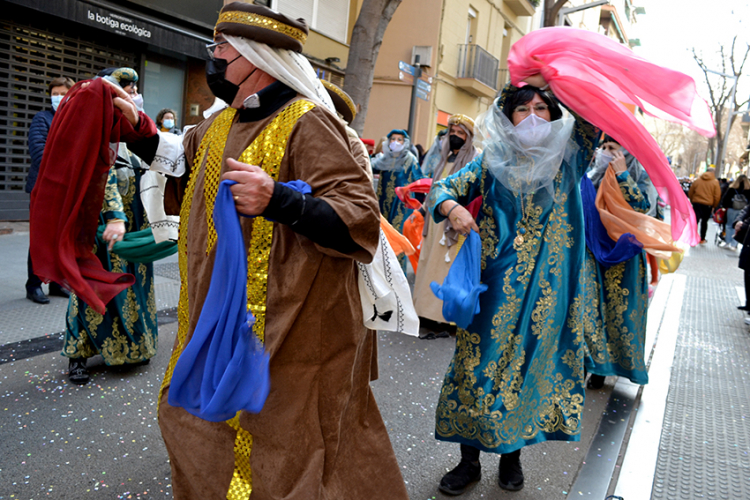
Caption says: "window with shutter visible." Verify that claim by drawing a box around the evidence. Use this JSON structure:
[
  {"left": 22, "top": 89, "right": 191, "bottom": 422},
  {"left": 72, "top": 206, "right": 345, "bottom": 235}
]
[{"left": 275, "top": 0, "right": 350, "bottom": 44}]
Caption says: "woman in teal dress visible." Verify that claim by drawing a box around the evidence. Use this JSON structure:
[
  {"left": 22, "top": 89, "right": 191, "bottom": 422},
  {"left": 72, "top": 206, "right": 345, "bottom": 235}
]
[
  {"left": 371, "top": 129, "right": 423, "bottom": 232},
  {"left": 428, "top": 81, "right": 599, "bottom": 494},
  {"left": 64, "top": 146, "right": 159, "bottom": 385},
  {"left": 583, "top": 135, "right": 657, "bottom": 389}
]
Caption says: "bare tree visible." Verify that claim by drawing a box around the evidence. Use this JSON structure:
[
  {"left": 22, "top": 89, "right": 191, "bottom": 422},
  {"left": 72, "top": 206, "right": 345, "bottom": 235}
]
[
  {"left": 343, "top": 0, "right": 403, "bottom": 135},
  {"left": 693, "top": 36, "right": 750, "bottom": 176}
]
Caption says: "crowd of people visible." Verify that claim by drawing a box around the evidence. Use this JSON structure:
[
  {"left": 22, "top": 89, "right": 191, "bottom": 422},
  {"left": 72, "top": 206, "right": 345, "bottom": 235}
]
[{"left": 23, "top": 3, "right": 715, "bottom": 498}]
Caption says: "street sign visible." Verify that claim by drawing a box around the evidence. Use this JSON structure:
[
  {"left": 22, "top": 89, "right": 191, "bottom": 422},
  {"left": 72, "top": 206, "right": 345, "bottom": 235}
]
[
  {"left": 417, "top": 79, "right": 431, "bottom": 93},
  {"left": 399, "top": 60, "right": 417, "bottom": 76},
  {"left": 416, "top": 88, "right": 430, "bottom": 101},
  {"left": 399, "top": 71, "right": 414, "bottom": 84}
]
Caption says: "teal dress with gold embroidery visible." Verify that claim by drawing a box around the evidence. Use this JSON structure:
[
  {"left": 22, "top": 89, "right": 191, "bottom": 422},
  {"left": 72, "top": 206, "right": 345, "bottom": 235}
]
[
  {"left": 582, "top": 170, "right": 651, "bottom": 385},
  {"left": 373, "top": 152, "right": 422, "bottom": 232},
  {"left": 428, "top": 116, "right": 599, "bottom": 454},
  {"left": 63, "top": 153, "right": 158, "bottom": 366}
]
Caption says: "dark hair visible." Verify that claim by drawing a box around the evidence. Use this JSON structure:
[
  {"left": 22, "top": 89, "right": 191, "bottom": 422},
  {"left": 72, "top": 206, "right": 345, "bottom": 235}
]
[
  {"left": 601, "top": 134, "right": 620, "bottom": 145},
  {"left": 156, "top": 108, "right": 178, "bottom": 127},
  {"left": 48, "top": 76, "right": 74, "bottom": 94},
  {"left": 415, "top": 144, "right": 425, "bottom": 156},
  {"left": 502, "top": 86, "right": 562, "bottom": 122}
]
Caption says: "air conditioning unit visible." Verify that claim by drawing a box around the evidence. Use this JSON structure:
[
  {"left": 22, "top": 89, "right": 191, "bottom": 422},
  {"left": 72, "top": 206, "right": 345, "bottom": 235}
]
[{"left": 412, "top": 46, "right": 433, "bottom": 68}]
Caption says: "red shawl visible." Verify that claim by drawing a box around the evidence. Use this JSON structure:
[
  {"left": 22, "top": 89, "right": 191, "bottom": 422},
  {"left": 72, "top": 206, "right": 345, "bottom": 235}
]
[{"left": 30, "top": 78, "right": 157, "bottom": 314}]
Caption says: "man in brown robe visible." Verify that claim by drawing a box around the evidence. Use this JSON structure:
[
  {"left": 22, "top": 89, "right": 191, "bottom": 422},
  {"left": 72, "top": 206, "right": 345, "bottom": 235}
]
[{"left": 126, "top": 3, "right": 408, "bottom": 499}]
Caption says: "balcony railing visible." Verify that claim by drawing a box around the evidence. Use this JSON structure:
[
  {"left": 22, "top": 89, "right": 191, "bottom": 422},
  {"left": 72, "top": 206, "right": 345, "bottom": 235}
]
[{"left": 457, "top": 44, "right": 499, "bottom": 91}]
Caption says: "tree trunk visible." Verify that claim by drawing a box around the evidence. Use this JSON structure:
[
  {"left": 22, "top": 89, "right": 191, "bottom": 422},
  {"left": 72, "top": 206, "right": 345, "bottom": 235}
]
[
  {"left": 343, "top": 0, "right": 403, "bottom": 135},
  {"left": 543, "top": 0, "right": 569, "bottom": 27}
]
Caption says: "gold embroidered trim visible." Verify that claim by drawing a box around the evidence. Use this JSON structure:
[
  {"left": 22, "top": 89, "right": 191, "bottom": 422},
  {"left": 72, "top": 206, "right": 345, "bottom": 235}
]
[
  {"left": 320, "top": 79, "right": 356, "bottom": 121},
  {"left": 216, "top": 11, "right": 307, "bottom": 45},
  {"left": 159, "top": 107, "right": 237, "bottom": 408},
  {"left": 157, "top": 101, "right": 315, "bottom": 499}
]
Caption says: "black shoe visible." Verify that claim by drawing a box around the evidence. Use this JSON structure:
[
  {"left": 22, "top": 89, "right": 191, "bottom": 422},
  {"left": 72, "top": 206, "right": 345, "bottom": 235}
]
[
  {"left": 438, "top": 459, "right": 481, "bottom": 495},
  {"left": 48, "top": 284, "right": 70, "bottom": 298},
  {"left": 738, "top": 305, "right": 750, "bottom": 311},
  {"left": 26, "top": 287, "right": 50, "bottom": 304},
  {"left": 68, "top": 359, "right": 90, "bottom": 385},
  {"left": 587, "top": 374, "right": 606, "bottom": 390},
  {"left": 498, "top": 449, "right": 524, "bottom": 491}
]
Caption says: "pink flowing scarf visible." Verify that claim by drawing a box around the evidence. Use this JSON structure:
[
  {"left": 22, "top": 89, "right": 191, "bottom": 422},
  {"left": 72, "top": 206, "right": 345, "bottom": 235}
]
[{"left": 508, "top": 27, "right": 716, "bottom": 245}]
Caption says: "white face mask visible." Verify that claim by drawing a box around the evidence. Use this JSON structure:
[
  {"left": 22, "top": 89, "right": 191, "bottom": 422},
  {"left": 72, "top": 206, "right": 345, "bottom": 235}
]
[
  {"left": 132, "top": 94, "right": 144, "bottom": 111},
  {"left": 389, "top": 141, "right": 404, "bottom": 153},
  {"left": 162, "top": 118, "right": 175, "bottom": 129},
  {"left": 514, "top": 113, "right": 552, "bottom": 148},
  {"left": 595, "top": 150, "right": 614, "bottom": 170},
  {"left": 51, "top": 95, "right": 64, "bottom": 111}
]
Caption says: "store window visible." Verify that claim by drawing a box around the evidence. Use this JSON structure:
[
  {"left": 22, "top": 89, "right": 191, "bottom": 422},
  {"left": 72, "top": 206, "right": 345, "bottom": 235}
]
[
  {"left": 275, "top": 0, "right": 350, "bottom": 43},
  {"left": 143, "top": 56, "right": 186, "bottom": 130}
]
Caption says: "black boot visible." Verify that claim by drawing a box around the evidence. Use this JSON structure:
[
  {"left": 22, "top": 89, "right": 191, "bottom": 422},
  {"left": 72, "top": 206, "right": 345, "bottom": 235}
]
[
  {"left": 498, "top": 449, "right": 524, "bottom": 491},
  {"left": 26, "top": 287, "right": 49, "bottom": 304},
  {"left": 438, "top": 445, "right": 482, "bottom": 495},
  {"left": 68, "top": 358, "right": 89, "bottom": 385},
  {"left": 48, "top": 283, "right": 70, "bottom": 298},
  {"left": 587, "top": 374, "right": 606, "bottom": 390}
]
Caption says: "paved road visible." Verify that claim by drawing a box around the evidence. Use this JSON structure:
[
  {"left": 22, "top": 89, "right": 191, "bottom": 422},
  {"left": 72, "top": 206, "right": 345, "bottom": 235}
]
[{"left": 0, "top": 320, "right": 611, "bottom": 499}]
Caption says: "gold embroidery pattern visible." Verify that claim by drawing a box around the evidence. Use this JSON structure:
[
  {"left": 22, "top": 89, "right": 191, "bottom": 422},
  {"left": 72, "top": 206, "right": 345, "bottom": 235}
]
[
  {"left": 237, "top": 100, "right": 316, "bottom": 342},
  {"left": 204, "top": 109, "right": 239, "bottom": 253},
  {"left": 159, "top": 108, "right": 236, "bottom": 407},
  {"left": 435, "top": 170, "right": 584, "bottom": 449},
  {"left": 216, "top": 11, "right": 307, "bottom": 45},
  {"left": 158, "top": 102, "right": 315, "bottom": 499}
]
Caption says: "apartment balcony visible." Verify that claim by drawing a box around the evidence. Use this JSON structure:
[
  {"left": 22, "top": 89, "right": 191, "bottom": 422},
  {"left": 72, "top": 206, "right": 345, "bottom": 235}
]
[
  {"left": 456, "top": 44, "right": 499, "bottom": 99},
  {"left": 505, "top": 0, "right": 537, "bottom": 17}
]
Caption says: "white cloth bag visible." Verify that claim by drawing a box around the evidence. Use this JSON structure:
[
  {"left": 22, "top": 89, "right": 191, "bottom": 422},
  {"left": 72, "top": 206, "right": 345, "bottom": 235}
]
[{"left": 357, "top": 230, "right": 419, "bottom": 336}]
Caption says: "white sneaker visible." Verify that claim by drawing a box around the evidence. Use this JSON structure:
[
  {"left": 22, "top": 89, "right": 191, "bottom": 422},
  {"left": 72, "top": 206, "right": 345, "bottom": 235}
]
[{"left": 744, "top": 317, "right": 750, "bottom": 326}]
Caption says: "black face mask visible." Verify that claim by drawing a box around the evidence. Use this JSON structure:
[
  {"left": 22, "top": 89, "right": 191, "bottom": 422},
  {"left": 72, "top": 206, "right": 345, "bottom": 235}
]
[
  {"left": 206, "top": 55, "right": 256, "bottom": 104},
  {"left": 449, "top": 134, "right": 465, "bottom": 151}
]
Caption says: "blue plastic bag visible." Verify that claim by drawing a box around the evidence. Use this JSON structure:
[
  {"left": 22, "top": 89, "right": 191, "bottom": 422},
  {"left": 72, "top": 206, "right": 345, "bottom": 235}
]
[{"left": 430, "top": 230, "right": 488, "bottom": 329}]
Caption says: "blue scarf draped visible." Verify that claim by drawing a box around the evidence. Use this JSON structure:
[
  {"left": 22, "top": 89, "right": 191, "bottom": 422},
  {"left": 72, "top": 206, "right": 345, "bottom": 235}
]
[
  {"left": 430, "top": 229, "right": 488, "bottom": 328},
  {"left": 168, "top": 180, "right": 270, "bottom": 422},
  {"left": 581, "top": 176, "right": 643, "bottom": 267}
]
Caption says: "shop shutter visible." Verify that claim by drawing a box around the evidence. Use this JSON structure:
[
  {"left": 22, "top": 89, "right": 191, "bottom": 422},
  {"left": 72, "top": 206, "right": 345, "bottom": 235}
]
[{"left": 0, "top": 18, "right": 138, "bottom": 220}]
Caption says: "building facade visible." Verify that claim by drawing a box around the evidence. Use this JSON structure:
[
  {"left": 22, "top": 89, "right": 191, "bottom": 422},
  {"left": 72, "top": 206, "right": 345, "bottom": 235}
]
[{"left": 1, "top": 0, "right": 221, "bottom": 220}]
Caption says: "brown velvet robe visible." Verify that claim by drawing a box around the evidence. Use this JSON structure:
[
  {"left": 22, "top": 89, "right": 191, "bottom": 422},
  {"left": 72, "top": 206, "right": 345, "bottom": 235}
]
[{"left": 158, "top": 97, "right": 408, "bottom": 500}]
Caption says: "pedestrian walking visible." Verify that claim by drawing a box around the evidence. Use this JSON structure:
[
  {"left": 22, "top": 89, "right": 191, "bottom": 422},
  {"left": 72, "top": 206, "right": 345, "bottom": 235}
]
[
  {"left": 412, "top": 114, "right": 477, "bottom": 339},
  {"left": 688, "top": 168, "right": 721, "bottom": 244},
  {"left": 583, "top": 135, "right": 660, "bottom": 389},
  {"left": 733, "top": 205, "right": 750, "bottom": 321},
  {"left": 371, "top": 129, "right": 424, "bottom": 233},
  {"left": 125, "top": 3, "right": 409, "bottom": 498},
  {"left": 25, "top": 76, "right": 74, "bottom": 304},
  {"left": 155, "top": 108, "right": 181, "bottom": 135},
  {"left": 719, "top": 174, "right": 750, "bottom": 248}
]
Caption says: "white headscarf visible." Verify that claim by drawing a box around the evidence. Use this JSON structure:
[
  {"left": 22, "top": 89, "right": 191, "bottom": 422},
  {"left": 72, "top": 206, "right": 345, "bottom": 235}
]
[{"left": 224, "top": 34, "right": 335, "bottom": 112}]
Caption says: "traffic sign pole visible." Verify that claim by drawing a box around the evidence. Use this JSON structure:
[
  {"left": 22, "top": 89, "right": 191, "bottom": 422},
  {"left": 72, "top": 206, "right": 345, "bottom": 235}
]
[{"left": 407, "top": 55, "right": 422, "bottom": 139}]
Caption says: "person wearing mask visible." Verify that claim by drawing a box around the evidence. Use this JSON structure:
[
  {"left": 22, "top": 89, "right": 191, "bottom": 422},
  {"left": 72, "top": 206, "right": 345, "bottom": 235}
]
[
  {"left": 720, "top": 174, "right": 750, "bottom": 248},
  {"left": 155, "top": 108, "right": 181, "bottom": 135},
  {"left": 371, "top": 129, "right": 424, "bottom": 233},
  {"left": 25, "top": 76, "right": 75, "bottom": 304},
  {"left": 117, "top": 4, "right": 409, "bottom": 498},
  {"left": 688, "top": 167, "right": 721, "bottom": 244},
  {"left": 429, "top": 79, "right": 600, "bottom": 494},
  {"left": 583, "top": 135, "right": 658, "bottom": 390},
  {"left": 412, "top": 114, "right": 478, "bottom": 339},
  {"left": 64, "top": 67, "right": 166, "bottom": 385}
]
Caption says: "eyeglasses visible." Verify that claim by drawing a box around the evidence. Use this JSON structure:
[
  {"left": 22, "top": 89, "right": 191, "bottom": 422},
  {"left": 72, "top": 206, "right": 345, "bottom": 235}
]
[
  {"left": 205, "top": 40, "right": 228, "bottom": 60},
  {"left": 513, "top": 103, "right": 549, "bottom": 115}
]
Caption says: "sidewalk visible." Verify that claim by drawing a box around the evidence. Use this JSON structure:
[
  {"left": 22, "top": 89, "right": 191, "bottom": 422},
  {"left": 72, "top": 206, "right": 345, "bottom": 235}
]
[{"left": 0, "top": 224, "right": 179, "bottom": 347}]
